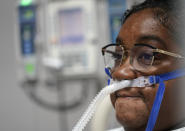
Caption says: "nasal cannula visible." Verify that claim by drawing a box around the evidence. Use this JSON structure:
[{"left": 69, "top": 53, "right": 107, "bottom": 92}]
[{"left": 72, "top": 76, "right": 154, "bottom": 131}]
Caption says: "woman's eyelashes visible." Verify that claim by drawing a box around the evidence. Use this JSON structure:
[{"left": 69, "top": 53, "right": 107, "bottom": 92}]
[
  {"left": 111, "top": 52, "right": 122, "bottom": 65},
  {"left": 137, "top": 52, "right": 154, "bottom": 65}
]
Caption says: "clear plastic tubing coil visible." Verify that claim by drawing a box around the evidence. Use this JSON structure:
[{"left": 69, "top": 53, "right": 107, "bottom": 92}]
[{"left": 72, "top": 76, "right": 152, "bottom": 131}]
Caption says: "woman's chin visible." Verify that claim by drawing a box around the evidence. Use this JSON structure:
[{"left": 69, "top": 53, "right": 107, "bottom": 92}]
[{"left": 115, "top": 97, "right": 149, "bottom": 128}]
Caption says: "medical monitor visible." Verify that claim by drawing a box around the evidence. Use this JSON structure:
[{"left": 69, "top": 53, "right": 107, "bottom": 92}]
[{"left": 58, "top": 8, "right": 84, "bottom": 45}]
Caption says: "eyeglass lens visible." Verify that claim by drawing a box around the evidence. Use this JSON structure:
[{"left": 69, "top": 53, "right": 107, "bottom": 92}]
[
  {"left": 103, "top": 45, "right": 123, "bottom": 70},
  {"left": 103, "top": 45, "right": 160, "bottom": 73}
]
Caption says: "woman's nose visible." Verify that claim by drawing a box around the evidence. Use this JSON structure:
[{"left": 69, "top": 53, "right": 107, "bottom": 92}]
[{"left": 111, "top": 58, "right": 139, "bottom": 81}]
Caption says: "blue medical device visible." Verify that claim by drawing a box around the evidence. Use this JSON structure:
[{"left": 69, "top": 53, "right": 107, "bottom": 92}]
[
  {"left": 108, "top": 0, "right": 126, "bottom": 42},
  {"left": 18, "top": 3, "right": 37, "bottom": 80},
  {"left": 18, "top": 5, "right": 36, "bottom": 55}
]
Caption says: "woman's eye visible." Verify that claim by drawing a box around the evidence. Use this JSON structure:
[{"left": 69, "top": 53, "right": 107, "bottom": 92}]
[
  {"left": 138, "top": 53, "right": 154, "bottom": 65},
  {"left": 111, "top": 53, "right": 122, "bottom": 60}
]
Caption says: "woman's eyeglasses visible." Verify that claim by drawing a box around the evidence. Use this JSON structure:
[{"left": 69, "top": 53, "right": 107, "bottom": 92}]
[{"left": 101, "top": 43, "right": 185, "bottom": 74}]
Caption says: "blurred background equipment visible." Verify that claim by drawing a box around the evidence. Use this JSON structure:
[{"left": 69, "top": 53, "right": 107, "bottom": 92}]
[
  {"left": 18, "top": 0, "right": 37, "bottom": 81},
  {"left": 108, "top": 0, "right": 126, "bottom": 42},
  {"left": 0, "top": 0, "right": 143, "bottom": 131},
  {"left": 16, "top": 0, "right": 108, "bottom": 130}
]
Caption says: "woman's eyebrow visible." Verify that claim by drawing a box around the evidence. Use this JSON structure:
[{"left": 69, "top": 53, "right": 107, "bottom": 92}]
[{"left": 136, "top": 35, "right": 167, "bottom": 49}]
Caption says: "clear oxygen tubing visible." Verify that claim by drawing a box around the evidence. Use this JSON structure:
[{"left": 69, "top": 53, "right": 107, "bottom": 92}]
[{"left": 72, "top": 76, "right": 153, "bottom": 131}]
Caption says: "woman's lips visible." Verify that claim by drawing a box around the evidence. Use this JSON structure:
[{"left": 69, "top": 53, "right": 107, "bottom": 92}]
[
  {"left": 115, "top": 88, "right": 143, "bottom": 99},
  {"left": 115, "top": 85, "right": 154, "bottom": 99},
  {"left": 116, "top": 94, "right": 141, "bottom": 98}
]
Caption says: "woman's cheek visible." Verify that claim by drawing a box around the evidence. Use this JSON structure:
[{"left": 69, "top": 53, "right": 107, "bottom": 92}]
[{"left": 141, "top": 87, "right": 158, "bottom": 111}]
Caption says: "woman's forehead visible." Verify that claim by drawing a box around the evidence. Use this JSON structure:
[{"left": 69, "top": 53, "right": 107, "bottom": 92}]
[
  {"left": 119, "top": 9, "right": 161, "bottom": 38},
  {"left": 117, "top": 8, "right": 175, "bottom": 50}
]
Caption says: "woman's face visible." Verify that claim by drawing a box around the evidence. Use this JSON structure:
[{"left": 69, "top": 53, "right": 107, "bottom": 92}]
[{"left": 110, "top": 8, "right": 185, "bottom": 131}]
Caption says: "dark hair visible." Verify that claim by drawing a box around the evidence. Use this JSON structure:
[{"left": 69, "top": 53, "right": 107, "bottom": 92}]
[
  {"left": 121, "top": 0, "right": 185, "bottom": 48},
  {"left": 122, "top": 0, "right": 181, "bottom": 32}
]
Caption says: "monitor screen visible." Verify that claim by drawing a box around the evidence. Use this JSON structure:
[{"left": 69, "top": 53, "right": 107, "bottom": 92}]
[{"left": 58, "top": 8, "right": 85, "bottom": 45}]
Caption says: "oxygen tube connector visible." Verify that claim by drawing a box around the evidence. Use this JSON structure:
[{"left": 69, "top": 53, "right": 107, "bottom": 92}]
[{"left": 72, "top": 76, "right": 153, "bottom": 131}]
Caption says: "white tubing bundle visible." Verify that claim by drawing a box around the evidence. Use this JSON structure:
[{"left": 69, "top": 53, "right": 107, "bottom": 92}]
[
  {"left": 72, "top": 80, "right": 131, "bottom": 131},
  {"left": 72, "top": 76, "right": 152, "bottom": 131}
]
